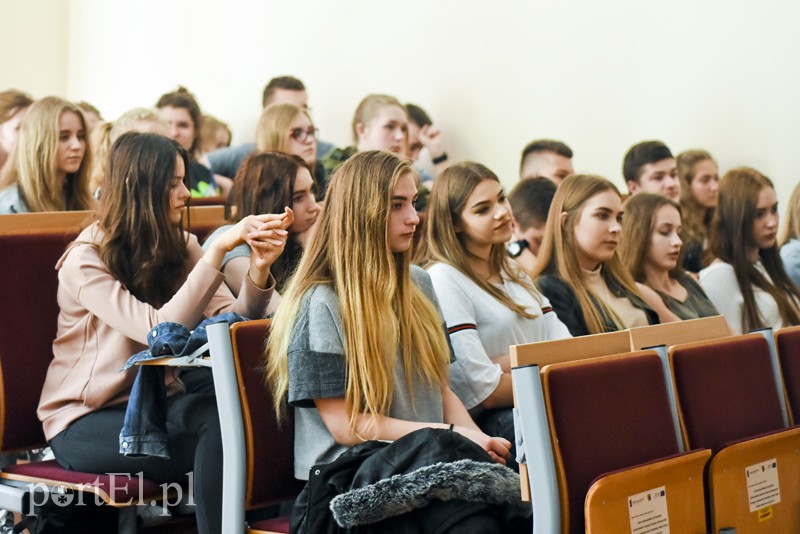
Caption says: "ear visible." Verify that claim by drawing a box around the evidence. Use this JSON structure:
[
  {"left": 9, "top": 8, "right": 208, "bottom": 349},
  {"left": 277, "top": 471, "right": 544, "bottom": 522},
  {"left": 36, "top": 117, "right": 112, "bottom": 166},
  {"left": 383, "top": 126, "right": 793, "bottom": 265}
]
[
  {"left": 355, "top": 122, "right": 367, "bottom": 139},
  {"left": 560, "top": 211, "right": 569, "bottom": 229},
  {"left": 627, "top": 180, "right": 640, "bottom": 195}
]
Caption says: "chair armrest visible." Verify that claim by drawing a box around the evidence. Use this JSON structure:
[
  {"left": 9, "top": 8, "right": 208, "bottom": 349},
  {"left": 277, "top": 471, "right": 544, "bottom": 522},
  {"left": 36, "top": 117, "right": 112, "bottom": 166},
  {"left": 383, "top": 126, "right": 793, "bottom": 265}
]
[
  {"left": 585, "top": 449, "right": 710, "bottom": 534},
  {"left": 708, "top": 426, "right": 800, "bottom": 532}
]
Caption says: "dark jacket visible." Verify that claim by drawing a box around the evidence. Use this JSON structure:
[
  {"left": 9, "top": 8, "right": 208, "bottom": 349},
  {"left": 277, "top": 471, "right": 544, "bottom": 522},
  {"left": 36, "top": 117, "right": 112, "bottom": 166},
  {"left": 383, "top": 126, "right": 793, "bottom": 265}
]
[
  {"left": 537, "top": 274, "right": 658, "bottom": 337},
  {"left": 291, "top": 427, "right": 530, "bottom": 534}
]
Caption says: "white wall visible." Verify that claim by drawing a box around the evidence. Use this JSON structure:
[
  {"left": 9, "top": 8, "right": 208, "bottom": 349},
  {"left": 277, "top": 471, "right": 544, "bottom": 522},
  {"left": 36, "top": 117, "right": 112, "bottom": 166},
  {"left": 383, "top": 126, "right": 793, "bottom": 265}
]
[
  {"left": 0, "top": 0, "right": 68, "bottom": 98},
  {"left": 10, "top": 0, "right": 800, "bottom": 198}
]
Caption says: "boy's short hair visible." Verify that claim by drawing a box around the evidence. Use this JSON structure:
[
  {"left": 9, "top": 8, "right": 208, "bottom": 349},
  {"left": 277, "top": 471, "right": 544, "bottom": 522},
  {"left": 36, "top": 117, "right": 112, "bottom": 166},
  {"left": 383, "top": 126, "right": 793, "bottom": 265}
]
[
  {"left": 262, "top": 76, "right": 306, "bottom": 108},
  {"left": 508, "top": 177, "right": 558, "bottom": 228},
  {"left": 622, "top": 140, "right": 673, "bottom": 184},
  {"left": 519, "top": 139, "right": 573, "bottom": 174}
]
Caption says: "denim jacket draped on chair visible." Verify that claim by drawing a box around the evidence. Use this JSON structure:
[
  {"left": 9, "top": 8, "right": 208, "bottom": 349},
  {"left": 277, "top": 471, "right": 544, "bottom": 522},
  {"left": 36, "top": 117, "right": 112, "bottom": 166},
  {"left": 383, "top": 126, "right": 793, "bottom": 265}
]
[{"left": 118, "top": 313, "right": 248, "bottom": 458}]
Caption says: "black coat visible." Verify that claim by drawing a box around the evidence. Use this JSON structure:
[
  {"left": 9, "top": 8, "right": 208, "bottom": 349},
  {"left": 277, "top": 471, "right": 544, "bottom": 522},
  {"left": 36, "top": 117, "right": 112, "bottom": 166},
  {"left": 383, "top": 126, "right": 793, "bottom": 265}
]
[{"left": 290, "top": 427, "right": 530, "bottom": 534}]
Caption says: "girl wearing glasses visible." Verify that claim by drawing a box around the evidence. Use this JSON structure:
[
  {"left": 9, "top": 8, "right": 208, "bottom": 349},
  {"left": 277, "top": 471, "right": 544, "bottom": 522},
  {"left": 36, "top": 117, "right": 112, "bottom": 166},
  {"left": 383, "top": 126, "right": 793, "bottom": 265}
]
[
  {"left": 255, "top": 102, "right": 326, "bottom": 197},
  {"left": 203, "top": 151, "right": 320, "bottom": 302}
]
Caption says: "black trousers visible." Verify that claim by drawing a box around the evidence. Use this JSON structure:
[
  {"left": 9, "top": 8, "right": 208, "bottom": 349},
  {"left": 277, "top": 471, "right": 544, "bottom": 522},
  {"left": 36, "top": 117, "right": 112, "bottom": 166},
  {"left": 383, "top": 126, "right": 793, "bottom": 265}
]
[{"left": 49, "top": 391, "right": 222, "bottom": 534}]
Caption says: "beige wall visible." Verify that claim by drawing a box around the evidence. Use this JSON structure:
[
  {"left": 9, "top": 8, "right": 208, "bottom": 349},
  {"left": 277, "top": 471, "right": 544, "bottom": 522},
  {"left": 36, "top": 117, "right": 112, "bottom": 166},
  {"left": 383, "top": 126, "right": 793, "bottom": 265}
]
[
  {"left": 0, "top": 0, "right": 68, "bottom": 98},
  {"left": 7, "top": 0, "right": 800, "bottom": 198}
]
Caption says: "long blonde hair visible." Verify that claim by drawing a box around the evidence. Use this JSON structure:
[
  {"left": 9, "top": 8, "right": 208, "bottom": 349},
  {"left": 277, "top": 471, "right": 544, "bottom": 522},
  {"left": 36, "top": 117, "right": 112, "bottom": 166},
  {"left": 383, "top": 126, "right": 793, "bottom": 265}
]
[
  {"left": 421, "top": 161, "right": 540, "bottom": 318},
  {"left": 532, "top": 174, "right": 643, "bottom": 334},
  {"left": 266, "top": 151, "right": 449, "bottom": 433},
  {"left": 0, "top": 97, "right": 93, "bottom": 212}
]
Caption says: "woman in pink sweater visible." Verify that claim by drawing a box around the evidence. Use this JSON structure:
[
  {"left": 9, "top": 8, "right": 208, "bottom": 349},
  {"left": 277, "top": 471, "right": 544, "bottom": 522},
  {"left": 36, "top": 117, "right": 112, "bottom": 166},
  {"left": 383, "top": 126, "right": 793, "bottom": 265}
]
[{"left": 37, "top": 132, "right": 291, "bottom": 534}]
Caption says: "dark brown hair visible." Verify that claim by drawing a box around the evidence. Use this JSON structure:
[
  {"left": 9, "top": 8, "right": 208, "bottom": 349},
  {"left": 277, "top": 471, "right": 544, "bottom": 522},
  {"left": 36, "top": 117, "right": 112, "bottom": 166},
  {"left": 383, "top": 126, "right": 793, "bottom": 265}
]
[
  {"left": 98, "top": 132, "right": 189, "bottom": 307},
  {"left": 228, "top": 151, "right": 311, "bottom": 289}
]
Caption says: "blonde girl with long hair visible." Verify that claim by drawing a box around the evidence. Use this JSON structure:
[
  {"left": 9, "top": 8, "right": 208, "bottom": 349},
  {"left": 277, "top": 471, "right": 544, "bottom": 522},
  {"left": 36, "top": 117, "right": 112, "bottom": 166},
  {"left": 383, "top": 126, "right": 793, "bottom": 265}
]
[
  {"left": 531, "top": 174, "right": 662, "bottom": 336},
  {"left": 421, "top": 162, "right": 570, "bottom": 470},
  {"left": 0, "top": 96, "right": 93, "bottom": 214},
  {"left": 700, "top": 167, "right": 800, "bottom": 334},
  {"left": 619, "top": 193, "right": 718, "bottom": 320},
  {"left": 267, "top": 151, "right": 520, "bottom": 532}
]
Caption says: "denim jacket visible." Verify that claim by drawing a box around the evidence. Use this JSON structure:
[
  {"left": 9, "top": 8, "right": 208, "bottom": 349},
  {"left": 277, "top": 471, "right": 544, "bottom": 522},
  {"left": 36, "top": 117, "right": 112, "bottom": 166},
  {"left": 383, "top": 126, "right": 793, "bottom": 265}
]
[{"left": 118, "top": 313, "right": 247, "bottom": 458}]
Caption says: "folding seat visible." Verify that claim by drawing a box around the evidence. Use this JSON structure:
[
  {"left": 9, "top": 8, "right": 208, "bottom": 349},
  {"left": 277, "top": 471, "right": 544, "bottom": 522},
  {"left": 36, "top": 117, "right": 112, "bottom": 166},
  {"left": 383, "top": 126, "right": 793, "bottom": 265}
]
[
  {"left": 0, "top": 231, "right": 168, "bottom": 533},
  {"left": 774, "top": 325, "right": 800, "bottom": 424},
  {"left": 669, "top": 333, "right": 800, "bottom": 532},
  {"left": 514, "top": 350, "right": 709, "bottom": 533},
  {"left": 222, "top": 319, "right": 304, "bottom": 533}
]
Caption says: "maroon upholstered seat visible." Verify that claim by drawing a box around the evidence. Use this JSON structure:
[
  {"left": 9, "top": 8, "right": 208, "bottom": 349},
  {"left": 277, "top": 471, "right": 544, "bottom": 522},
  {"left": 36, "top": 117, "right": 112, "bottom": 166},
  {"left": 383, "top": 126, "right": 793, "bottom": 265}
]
[
  {"left": 0, "top": 230, "right": 168, "bottom": 512},
  {"left": 3, "top": 460, "right": 164, "bottom": 504},
  {"left": 775, "top": 326, "right": 800, "bottom": 423},
  {"left": 544, "top": 351, "right": 682, "bottom": 534},
  {"left": 249, "top": 515, "right": 290, "bottom": 533},
  {"left": 0, "top": 231, "right": 76, "bottom": 452},
  {"left": 670, "top": 334, "right": 786, "bottom": 452},
  {"left": 230, "top": 321, "right": 304, "bottom": 511}
]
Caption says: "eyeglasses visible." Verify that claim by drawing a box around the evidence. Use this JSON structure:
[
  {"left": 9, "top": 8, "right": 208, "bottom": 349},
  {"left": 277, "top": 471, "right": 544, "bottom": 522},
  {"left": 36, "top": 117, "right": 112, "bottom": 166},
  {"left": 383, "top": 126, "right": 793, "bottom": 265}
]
[{"left": 288, "top": 127, "right": 318, "bottom": 143}]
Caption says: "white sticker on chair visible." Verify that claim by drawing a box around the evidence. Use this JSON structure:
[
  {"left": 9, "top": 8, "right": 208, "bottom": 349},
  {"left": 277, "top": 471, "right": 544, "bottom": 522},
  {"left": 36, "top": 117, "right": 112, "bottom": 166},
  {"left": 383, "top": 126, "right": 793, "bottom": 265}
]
[
  {"left": 628, "top": 486, "right": 670, "bottom": 534},
  {"left": 746, "top": 458, "right": 781, "bottom": 513}
]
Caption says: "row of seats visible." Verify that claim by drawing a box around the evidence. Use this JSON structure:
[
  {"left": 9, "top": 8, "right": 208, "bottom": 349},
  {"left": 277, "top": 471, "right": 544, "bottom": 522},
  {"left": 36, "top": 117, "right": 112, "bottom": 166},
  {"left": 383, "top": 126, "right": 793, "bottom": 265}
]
[{"left": 511, "top": 316, "right": 800, "bottom": 533}]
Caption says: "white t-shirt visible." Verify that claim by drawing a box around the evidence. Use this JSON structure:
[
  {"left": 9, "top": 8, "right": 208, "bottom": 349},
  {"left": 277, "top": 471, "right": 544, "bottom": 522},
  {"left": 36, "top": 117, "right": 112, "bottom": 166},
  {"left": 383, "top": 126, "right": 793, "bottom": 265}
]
[
  {"left": 427, "top": 262, "right": 571, "bottom": 409},
  {"left": 699, "top": 260, "right": 786, "bottom": 334}
]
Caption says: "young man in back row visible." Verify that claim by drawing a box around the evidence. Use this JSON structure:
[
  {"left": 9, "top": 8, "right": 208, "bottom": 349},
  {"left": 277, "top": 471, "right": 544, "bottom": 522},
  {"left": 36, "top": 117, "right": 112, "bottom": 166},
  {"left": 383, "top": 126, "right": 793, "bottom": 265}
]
[
  {"left": 519, "top": 139, "right": 574, "bottom": 185},
  {"left": 622, "top": 140, "right": 680, "bottom": 200}
]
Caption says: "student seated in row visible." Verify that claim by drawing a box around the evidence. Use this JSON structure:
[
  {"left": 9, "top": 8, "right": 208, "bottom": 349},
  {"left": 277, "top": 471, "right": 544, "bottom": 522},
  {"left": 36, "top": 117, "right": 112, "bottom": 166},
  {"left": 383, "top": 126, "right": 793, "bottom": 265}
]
[
  {"left": 267, "top": 151, "right": 523, "bottom": 532},
  {"left": 700, "top": 167, "right": 800, "bottom": 334},
  {"left": 421, "top": 162, "right": 570, "bottom": 469},
  {"left": 203, "top": 151, "right": 320, "bottom": 308},
  {"left": 38, "top": 132, "right": 291, "bottom": 534},
  {"left": 619, "top": 193, "right": 718, "bottom": 320},
  {"left": 0, "top": 97, "right": 93, "bottom": 214},
  {"left": 507, "top": 176, "right": 557, "bottom": 274},
  {"left": 623, "top": 140, "right": 680, "bottom": 201},
  {"left": 676, "top": 149, "right": 719, "bottom": 272},
  {"left": 532, "top": 174, "right": 662, "bottom": 336}
]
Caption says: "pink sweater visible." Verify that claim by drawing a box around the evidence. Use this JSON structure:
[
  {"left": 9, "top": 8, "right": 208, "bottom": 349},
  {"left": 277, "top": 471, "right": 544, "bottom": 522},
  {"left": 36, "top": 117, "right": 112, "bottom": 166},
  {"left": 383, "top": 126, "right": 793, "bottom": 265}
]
[{"left": 38, "top": 223, "right": 273, "bottom": 440}]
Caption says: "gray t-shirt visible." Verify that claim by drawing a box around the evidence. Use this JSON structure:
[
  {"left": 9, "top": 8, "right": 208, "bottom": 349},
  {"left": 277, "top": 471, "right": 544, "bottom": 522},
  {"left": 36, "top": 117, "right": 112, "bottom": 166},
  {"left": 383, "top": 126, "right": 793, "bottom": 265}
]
[{"left": 287, "top": 266, "right": 447, "bottom": 479}]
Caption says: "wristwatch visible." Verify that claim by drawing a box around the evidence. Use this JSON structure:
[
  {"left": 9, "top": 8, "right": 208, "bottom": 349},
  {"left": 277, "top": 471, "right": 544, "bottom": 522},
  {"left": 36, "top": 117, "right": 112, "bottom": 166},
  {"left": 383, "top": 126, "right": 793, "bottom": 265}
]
[{"left": 507, "top": 239, "right": 529, "bottom": 258}]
